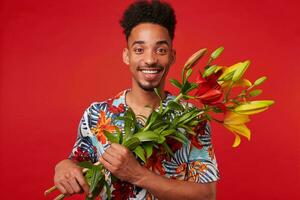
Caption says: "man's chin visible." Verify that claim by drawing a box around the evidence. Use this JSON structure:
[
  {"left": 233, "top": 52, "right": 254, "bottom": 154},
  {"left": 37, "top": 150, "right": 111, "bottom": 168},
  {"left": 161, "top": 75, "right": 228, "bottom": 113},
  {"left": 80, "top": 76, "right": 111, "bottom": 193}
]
[{"left": 138, "top": 82, "right": 159, "bottom": 92}]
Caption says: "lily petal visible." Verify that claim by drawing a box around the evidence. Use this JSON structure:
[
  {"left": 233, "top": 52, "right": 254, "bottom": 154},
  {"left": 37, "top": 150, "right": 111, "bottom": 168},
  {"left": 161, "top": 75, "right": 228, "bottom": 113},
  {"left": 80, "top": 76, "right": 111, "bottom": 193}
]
[{"left": 224, "top": 112, "right": 250, "bottom": 125}]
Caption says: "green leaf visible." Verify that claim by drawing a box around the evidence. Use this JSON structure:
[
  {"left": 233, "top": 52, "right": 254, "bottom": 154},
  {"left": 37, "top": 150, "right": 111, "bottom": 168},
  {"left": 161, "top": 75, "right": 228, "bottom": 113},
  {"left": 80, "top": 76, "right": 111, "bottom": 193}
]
[
  {"left": 253, "top": 76, "right": 267, "bottom": 87},
  {"left": 158, "top": 135, "right": 166, "bottom": 144},
  {"left": 154, "top": 88, "right": 162, "bottom": 99},
  {"left": 104, "top": 181, "right": 111, "bottom": 200},
  {"left": 185, "top": 83, "right": 199, "bottom": 94},
  {"left": 149, "top": 111, "right": 159, "bottom": 124},
  {"left": 78, "top": 161, "right": 94, "bottom": 169},
  {"left": 127, "top": 108, "right": 137, "bottom": 124},
  {"left": 178, "top": 109, "right": 200, "bottom": 124},
  {"left": 178, "top": 124, "right": 196, "bottom": 136},
  {"left": 88, "top": 168, "right": 103, "bottom": 194},
  {"left": 144, "top": 111, "right": 160, "bottom": 130},
  {"left": 170, "top": 116, "right": 180, "bottom": 128},
  {"left": 134, "top": 146, "right": 146, "bottom": 163},
  {"left": 122, "top": 137, "right": 141, "bottom": 150},
  {"left": 170, "top": 78, "right": 182, "bottom": 89},
  {"left": 162, "top": 142, "right": 174, "bottom": 157},
  {"left": 161, "top": 129, "right": 176, "bottom": 136},
  {"left": 104, "top": 130, "right": 119, "bottom": 144},
  {"left": 151, "top": 121, "right": 166, "bottom": 130},
  {"left": 180, "top": 81, "right": 191, "bottom": 94},
  {"left": 187, "top": 119, "right": 200, "bottom": 126},
  {"left": 85, "top": 185, "right": 101, "bottom": 200},
  {"left": 134, "top": 131, "right": 159, "bottom": 142},
  {"left": 248, "top": 89, "right": 263, "bottom": 97},
  {"left": 143, "top": 142, "right": 154, "bottom": 159},
  {"left": 115, "top": 127, "right": 122, "bottom": 144},
  {"left": 153, "top": 124, "right": 169, "bottom": 134},
  {"left": 206, "top": 114, "right": 212, "bottom": 121},
  {"left": 124, "top": 111, "right": 135, "bottom": 140},
  {"left": 169, "top": 133, "right": 189, "bottom": 144},
  {"left": 182, "top": 94, "right": 195, "bottom": 100},
  {"left": 167, "top": 101, "right": 184, "bottom": 111}
]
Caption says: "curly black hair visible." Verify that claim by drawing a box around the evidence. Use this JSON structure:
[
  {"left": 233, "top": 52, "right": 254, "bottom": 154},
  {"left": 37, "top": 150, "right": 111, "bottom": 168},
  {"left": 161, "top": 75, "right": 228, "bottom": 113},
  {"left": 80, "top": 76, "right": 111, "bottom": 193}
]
[{"left": 120, "top": 0, "right": 177, "bottom": 41}]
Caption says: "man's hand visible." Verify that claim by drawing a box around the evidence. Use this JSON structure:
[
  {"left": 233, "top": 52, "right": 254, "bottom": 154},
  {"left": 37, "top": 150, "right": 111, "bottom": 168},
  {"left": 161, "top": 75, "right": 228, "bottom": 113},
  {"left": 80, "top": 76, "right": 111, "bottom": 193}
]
[
  {"left": 99, "top": 143, "right": 146, "bottom": 184},
  {"left": 99, "top": 143, "right": 216, "bottom": 200},
  {"left": 54, "top": 159, "right": 91, "bottom": 197}
]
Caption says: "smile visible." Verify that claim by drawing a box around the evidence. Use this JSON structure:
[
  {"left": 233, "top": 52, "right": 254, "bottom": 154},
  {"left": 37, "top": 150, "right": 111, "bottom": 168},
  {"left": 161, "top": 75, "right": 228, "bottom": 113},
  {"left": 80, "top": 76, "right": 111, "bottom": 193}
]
[{"left": 140, "top": 69, "right": 161, "bottom": 74}]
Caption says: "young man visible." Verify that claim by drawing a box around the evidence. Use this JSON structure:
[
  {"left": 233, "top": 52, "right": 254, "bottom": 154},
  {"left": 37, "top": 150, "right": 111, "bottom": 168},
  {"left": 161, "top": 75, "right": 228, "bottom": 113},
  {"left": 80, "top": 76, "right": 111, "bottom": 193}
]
[{"left": 54, "top": 1, "right": 219, "bottom": 199}]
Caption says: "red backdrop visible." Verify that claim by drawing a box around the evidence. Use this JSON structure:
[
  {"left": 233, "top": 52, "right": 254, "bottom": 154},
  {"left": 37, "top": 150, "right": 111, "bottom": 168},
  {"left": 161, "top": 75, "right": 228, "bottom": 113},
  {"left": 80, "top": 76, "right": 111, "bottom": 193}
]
[{"left": 1, "top": 0, "right": 299, "bottom": 199}]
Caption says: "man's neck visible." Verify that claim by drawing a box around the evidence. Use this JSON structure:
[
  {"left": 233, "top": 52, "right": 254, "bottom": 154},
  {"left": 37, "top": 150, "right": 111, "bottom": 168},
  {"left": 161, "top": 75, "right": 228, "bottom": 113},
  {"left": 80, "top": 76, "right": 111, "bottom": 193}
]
[{"left": 125, "top": 85, "right": 166, "bottom": 117}]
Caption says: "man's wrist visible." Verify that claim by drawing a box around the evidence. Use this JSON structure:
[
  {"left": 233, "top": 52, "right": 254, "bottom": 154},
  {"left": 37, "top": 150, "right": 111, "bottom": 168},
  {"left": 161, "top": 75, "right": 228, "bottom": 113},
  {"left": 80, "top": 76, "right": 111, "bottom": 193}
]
[{"left": 131, "top": 166, "right": 153, "bottom": 187}]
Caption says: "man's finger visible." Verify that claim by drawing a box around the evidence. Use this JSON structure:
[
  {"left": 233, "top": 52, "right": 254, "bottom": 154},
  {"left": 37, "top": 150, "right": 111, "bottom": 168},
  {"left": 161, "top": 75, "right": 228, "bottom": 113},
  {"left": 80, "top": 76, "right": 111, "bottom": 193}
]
[
  {"left": 99, "top": 156, "right": 114, "bottom": 172},
  {"left": 55, "top": 183, "right": 67, "bottom": 195},
  {"left": 69, "top": 177, "right": 81, "bottom": 193},
  {"left": 74, "top": 172, "right": 90, "bottom": 194},
  {"left": 104, "top": 146, "right": 119, "bottom": 158},
  {"left": 110, "top": 143, "right": 125, "bottom": 150},
  {"left": 60, "top": 181, "right": 74, "bottom": 195},
  {"left": 102, "top": 152, "right": 120, "bottom": 166}
]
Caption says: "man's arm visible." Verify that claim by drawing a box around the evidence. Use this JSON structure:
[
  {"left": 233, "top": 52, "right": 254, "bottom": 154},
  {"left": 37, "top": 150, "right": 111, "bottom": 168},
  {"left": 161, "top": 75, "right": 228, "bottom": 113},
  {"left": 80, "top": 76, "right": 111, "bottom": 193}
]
[
  {"left": 137, "top": 170, "right": 216, "bottom": 200},
  {"left": 99, "top": 143, "right": 216, "bottom": 200},
  {"left": 54, "top": 104, "right": 99, "bottom": 197}
]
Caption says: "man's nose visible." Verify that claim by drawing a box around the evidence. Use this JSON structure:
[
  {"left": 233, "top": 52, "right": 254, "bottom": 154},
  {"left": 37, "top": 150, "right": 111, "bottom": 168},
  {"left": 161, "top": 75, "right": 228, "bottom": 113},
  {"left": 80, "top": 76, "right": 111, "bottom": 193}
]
[{"left": 144, "top": 51, "right": 158, "bottom": 66}]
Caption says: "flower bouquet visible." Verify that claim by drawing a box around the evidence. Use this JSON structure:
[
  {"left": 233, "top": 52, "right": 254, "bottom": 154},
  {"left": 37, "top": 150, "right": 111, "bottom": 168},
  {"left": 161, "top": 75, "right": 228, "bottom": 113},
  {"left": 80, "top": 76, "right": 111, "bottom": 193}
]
[{"left": 45, "top": 47, "right": 274, "bottom": 199}]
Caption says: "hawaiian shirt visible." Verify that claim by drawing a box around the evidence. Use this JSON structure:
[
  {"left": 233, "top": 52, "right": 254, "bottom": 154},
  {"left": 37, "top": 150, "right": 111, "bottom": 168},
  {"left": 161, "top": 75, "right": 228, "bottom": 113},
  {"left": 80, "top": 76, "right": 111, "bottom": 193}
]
[{"left": 69, "top": 89, "right": 219, "bottom": 200}]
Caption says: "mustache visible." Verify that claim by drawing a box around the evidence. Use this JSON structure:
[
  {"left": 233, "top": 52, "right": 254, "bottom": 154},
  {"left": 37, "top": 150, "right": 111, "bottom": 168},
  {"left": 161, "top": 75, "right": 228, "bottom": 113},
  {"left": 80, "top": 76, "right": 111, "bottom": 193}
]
[{"left": 137, "top": 64, "right": 164, "bottom": 70}]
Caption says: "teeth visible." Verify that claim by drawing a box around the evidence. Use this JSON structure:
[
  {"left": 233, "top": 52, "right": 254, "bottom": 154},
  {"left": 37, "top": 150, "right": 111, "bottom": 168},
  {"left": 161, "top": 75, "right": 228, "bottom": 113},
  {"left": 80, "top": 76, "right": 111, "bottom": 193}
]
[{"left": 141, "top": 70, "right": 160, "bottom": 74}]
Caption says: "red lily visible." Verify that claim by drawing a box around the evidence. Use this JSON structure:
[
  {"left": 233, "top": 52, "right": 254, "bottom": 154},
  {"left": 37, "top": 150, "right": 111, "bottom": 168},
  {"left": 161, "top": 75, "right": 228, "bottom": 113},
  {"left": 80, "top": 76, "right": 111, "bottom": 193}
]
[{"left": 195, "top": 70, "right": 223, "bottom": 106}]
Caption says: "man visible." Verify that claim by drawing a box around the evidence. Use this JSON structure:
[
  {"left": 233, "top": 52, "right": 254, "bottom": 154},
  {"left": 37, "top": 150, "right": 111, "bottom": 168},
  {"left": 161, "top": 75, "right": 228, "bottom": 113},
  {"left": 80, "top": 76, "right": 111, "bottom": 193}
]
[{"left": 54, "top": 1, "right": 219, "bottom": 199}]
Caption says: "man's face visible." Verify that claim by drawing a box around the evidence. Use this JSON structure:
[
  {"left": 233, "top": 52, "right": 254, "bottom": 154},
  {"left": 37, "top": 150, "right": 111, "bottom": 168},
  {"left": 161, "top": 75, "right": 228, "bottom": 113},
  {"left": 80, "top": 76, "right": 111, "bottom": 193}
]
[{"left": 123, "top": 23, "right": 176, "bottom": 91}]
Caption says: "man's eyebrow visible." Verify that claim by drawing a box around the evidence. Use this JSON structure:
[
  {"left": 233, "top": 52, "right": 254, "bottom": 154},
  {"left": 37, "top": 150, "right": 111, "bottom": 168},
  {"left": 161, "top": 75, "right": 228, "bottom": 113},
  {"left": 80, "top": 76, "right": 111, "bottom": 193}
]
[
  {"left": 156, "top": 40, "right": 170, "bottom": 46},
  {"left": 131, "top": 40, "right": 170, "bottom": 47},
  {"left": 131, "top": 41, "right": 145, "bottom": 47}
]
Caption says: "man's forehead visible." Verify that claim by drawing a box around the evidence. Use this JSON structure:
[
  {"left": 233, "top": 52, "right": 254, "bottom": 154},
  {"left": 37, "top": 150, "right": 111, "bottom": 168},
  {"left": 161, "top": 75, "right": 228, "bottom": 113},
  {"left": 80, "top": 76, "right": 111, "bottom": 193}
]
[{"left": 127, "top": 23, "right": 172, "bottom": 46}]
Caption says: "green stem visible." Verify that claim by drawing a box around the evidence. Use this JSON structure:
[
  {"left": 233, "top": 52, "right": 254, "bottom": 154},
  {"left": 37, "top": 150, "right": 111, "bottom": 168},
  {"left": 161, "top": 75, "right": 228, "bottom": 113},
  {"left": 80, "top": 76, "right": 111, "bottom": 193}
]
[
  {"left": 211, "top": 117, "right": 223, "bottom": 123},
  {"left": 161, "top": 93, "right": 184, "bottom": 116},
  {"left": 225, "top": 81, "right": 234, "bottom": 102}
]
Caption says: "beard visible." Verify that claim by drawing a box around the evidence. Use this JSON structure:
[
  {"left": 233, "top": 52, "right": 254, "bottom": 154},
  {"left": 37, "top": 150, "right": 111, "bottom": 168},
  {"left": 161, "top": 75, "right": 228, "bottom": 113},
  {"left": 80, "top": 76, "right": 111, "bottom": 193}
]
[{"left": 137, "top": 81, "right": 158, "bottom": 91}]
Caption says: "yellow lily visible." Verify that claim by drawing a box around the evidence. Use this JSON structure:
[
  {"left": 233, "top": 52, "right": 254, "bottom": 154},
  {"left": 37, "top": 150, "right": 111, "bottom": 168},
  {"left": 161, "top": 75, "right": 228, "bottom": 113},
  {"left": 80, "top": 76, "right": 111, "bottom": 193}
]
[
  {"left": 234, "top": 100, "right": 274, "bottom": 115},
  {"left": 218, "top": 61, "right": 249, "bottom": 82},
  {"left": 219, "top": 78, "right": 252, "bottom": 89},
  {"left": 223, "top": 112, "right": 251, "bottom": 147}
]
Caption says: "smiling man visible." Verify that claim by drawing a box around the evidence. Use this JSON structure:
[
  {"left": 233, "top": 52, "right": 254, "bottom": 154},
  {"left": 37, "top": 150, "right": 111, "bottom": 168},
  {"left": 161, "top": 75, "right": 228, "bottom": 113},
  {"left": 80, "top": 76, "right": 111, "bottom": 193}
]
[{"left": 54, "top": 1, "right": 219, "bottom": 199}]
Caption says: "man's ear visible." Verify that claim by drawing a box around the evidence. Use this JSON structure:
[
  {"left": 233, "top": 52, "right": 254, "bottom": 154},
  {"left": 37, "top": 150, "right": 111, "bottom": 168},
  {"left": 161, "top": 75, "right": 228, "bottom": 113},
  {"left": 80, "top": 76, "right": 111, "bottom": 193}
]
[
  {"left": 122, "top": 48, "right": 129, "bottom": 65},
  {"left": 170, "top": 49, "right": 176, "bottom": 65}
]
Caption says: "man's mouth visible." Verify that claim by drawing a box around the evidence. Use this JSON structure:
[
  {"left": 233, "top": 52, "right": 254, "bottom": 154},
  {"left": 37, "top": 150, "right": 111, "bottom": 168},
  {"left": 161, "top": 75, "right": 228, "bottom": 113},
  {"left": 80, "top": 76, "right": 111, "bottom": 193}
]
[{"left": 140, "top": 69, "right": 162, "bottom": 74}]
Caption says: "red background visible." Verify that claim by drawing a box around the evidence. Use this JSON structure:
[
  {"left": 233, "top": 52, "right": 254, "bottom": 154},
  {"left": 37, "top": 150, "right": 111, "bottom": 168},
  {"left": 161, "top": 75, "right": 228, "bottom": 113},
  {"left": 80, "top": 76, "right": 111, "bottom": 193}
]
[{"left": 1, "top": 0, "right": 299, "bottom": 199}]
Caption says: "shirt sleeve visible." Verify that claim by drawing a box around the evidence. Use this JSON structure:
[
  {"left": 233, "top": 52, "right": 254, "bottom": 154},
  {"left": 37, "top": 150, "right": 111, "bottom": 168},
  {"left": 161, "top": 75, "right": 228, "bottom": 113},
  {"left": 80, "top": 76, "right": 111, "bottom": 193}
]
[
  {"left": 187, "top": 121, "right": 220, "bottom": 183},
  {"left": 68, "top": 103, "right": 103, "bottom": 163}
]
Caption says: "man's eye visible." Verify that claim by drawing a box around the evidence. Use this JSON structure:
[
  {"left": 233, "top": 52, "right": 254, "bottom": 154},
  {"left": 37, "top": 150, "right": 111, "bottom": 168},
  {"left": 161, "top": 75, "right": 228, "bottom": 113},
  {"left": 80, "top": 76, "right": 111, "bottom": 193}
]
[
  {"left": 157, "top": 48, "right": 168, "bottom": 54},
  {"left": 134, "top": 48, "right": 143, "bottom": 54}
]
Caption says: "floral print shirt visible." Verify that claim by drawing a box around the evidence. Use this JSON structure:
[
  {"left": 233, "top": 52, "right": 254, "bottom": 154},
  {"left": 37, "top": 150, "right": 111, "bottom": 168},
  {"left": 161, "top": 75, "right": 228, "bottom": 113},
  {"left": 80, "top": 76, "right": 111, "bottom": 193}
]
[{"left": 69, "top": 89, "right": 219, "bottom": 200}]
